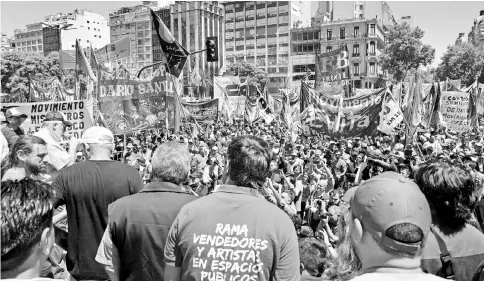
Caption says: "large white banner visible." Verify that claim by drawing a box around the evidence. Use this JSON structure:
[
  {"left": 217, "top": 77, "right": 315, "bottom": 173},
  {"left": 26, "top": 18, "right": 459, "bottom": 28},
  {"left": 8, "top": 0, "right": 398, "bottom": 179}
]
[
  {"left": 440, "top": 91, "right": 470, "bottom": 132},
  {"left": 1, "top": 100, "right": 93, "bottom": 138}
]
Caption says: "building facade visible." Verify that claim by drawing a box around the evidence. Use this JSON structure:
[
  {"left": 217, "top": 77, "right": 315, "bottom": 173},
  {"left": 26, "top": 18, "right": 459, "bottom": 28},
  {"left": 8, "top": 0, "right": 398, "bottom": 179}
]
[
  {"left": 319, "top": 18, "right": 387, "bottom": 89},
  {"left": 468, "top": 10, "right": 484, "bottom": 46},
  {"left": 109, "top": 3, "right": 160, "bottom": 75},
  {"left": 223, "top": 1, "right": 302, "bottom": 94},
  {"left": 170, "top": 1, "right": 224, "bottom": 84},
  {"left": 13, "top": 23, "right": 44, "bottom": 54},
  {"left": 313, "top": 1, "right": 396, "bottom": 28},
  {"left": 152, "top": 7, "right": 171, "bottom": 63},
  {"left": 290, "top": 26, "right": 320, "bottom": 88},
  {"left": 43, "top": 9, "right": 109, "bottom": 54}
]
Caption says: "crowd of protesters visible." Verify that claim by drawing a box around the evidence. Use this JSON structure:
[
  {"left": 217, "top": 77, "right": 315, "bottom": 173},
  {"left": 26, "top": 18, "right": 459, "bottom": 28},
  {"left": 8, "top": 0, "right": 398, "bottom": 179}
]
[{"left": 1, "top": 108, "right": 484, "bottom": 281}]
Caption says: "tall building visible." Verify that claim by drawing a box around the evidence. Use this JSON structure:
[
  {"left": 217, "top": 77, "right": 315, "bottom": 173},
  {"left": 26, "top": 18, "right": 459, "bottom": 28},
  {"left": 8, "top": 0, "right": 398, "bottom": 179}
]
[
  {"left": 152, "top": 6, "right": 171, "bottom": 63},
  {"left": 313, "top": 1, "right": 397, "bottom": 28},
  {"left": 42, "top": 9, "right": 109, "bottom": 55},
  {"left": 222, "top": 1, "right": 300, "bottom": 94},
  {"left": 109, "top": 2, "right": 161, "bottom": 76},
  {"left": 468, "top": 10, "right": 484, "bottom": 46},
  {"left": 170, "top": 1, "right": 224, "bottom": 84},
  {"left": 12, "top": 22, "right": 44, "bottom": 54},
  {"left": 319, "top": 18, "right": 388, "bottom": 89},
  {"left": 290, "top": 26, "right": 320, "bottom": 88}
]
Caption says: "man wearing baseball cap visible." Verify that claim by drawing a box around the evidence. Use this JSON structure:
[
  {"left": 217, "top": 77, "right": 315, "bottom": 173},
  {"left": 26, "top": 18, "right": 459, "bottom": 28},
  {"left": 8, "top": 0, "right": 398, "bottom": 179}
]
[
  {"left": 52, "top": 126, "right": 143, "bottom": 281},
  {"left": 346, "top": 172, "right": 446, "bottom": 280},
  {"left": 1, "top": 107, "right": 27, "bottom": 146},
  {"left": 33, "top": 111, "right": 79, "bottom": 178}
]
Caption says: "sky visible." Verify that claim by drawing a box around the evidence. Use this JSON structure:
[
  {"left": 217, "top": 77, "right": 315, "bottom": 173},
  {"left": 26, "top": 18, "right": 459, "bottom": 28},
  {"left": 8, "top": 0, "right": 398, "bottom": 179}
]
[{"left": 1, "top": 0, "right": 482, "bottom": 66}]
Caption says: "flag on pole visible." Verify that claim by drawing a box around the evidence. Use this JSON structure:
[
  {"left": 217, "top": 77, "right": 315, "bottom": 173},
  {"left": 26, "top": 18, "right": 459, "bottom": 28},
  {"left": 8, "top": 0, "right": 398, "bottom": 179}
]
[
  {"left": 151, "top": 9, "right": 189, "bottom": 78},
  {"left": 90, "top": 44, "right": 99, "bottom": 75},
  {"left": 76, "top": 39, "right": 97, "bottom": 81},
  {"left": 59, "top": 50, "right": 76, "bottom": 70},
  {"left": 333, "top": 93, "right": 344, "bottom": 132}
]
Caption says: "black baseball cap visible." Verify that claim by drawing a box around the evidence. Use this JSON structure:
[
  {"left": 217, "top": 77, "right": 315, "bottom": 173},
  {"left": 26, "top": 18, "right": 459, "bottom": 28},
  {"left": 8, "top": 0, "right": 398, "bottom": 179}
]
[{"left": 44, "top": 111, "right": 72, "bottom": 127}]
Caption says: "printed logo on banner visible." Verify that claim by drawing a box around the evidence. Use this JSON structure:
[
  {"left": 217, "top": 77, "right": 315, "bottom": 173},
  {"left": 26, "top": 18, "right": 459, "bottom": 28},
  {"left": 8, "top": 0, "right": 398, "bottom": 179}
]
[
  {"left": 182, "top": 99, "right": 219, "bottom": 121},
  {"left": 2, "top": 100, "right": 93, "bottom": 138},
  {"left": 98, "top": 69, "right": 176, "bottom": 134}
]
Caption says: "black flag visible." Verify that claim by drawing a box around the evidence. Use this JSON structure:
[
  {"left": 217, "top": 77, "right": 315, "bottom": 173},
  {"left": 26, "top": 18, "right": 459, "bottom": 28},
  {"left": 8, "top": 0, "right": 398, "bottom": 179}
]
[{"left": 151, "top": 9, "right": 189, "bottom": 78}]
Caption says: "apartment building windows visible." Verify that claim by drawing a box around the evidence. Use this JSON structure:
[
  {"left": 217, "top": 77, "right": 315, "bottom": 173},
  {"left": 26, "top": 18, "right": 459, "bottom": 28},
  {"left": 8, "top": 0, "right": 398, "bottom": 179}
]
[
  {"left": 354, "top": 26, "right": 359, "bottom": 37},
  {"left": 370, "top": 24, "right": 376, "bottom": 34},
  {"left": 340, "top": 27, "right": 345, "bottom": 39},
  {"left": 369, "top": 41, "right": 376, "bottom": 55},
  {"left": 353, "top": 44, "right": 359, "bottom": 56},
  {"left": 353, "top": 63, "right": 360, "bottom": 75},
  {"left": 326, "top": 46, "right": 332, "bottom": 53},
  {"left": 369, "top": 62, "right": 376, "bottom": 73},
  {"left": 326, "top": 29, "right": 332, "bottom": 40}
]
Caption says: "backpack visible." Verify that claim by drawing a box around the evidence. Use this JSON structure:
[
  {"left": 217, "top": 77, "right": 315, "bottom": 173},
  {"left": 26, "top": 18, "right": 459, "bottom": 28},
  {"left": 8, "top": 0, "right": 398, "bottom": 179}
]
[{"left": 431, "top": 226, "right": 455, "bottom": 279}]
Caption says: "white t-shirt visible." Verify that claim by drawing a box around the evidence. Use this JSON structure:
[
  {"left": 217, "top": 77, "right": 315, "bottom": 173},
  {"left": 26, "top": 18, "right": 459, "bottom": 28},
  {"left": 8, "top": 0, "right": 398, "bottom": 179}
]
[{"left": 350, "top": 272, "right": 447, "bottom": 281}]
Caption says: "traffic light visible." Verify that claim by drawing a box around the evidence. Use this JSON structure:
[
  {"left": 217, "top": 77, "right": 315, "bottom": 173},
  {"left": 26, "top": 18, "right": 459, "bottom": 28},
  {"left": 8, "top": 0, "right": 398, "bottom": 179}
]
[{"left": 206, "top": 36, "right": 218, "bottom": 62}]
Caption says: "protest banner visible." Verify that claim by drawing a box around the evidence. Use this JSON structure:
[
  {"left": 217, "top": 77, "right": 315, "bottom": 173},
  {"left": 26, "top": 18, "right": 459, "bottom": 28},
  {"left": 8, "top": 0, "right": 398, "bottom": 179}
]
[
  {"left": 98, "top": 65, "right": 176, "bottom": 134},
  {"left": 300, "top": 82, "right": 386, "bottom": 138},
  {"left": 378, "top": 91, "right": 404, "bottom": 134},
  {"left": 1, "top": 100, "right": 93, "bottom": 138},
  {"left": 315, "top": 46, "right": 350, "bottom": 96},
  {"left": 94, "top": 36, "right": 131, "bottom": 65},
  {"left": 181, "top": 99, "right": 219, "bottom": 121},
  {"left": 440, "top": 91, "right": 470, "bottom": 132},
  {"left": 29, "top": 76, "right": 75, "bottom": 102}
]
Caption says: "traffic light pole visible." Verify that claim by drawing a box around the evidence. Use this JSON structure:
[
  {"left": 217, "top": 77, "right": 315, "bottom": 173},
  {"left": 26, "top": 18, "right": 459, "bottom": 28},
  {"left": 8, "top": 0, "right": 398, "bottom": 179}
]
[{"left": 189, "top": 49, "right": 206, "bottom": 56}]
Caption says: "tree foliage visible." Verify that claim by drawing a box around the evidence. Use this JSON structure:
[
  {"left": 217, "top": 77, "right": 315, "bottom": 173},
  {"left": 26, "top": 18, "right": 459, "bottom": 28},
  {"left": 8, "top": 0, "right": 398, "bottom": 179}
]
[
  {"left": 436, "top": 42, "right": 484, "bottom": 86},
  {"left": 379, "top": 22, "right": 435, "bottom": 83},
  {"left": 1, "top": 51, "right": 85, "bottom": 95},
  {"left": 229, "top": 61, "right": 269, "bottom": 89}
]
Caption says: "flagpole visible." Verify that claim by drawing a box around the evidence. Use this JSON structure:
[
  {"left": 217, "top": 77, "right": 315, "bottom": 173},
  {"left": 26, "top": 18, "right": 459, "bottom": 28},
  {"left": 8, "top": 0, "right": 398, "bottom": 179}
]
[{"left": 75, "top": 39, "right": 79, "bottom": 100}]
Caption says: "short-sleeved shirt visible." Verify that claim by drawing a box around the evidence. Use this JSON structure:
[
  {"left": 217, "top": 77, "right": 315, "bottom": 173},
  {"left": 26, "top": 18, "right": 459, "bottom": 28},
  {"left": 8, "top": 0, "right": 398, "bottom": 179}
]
[
  {"left": 164, "top": 184, "right": 300, "bottom": 281},
  {"left": 421, "top": 224, "right": 484, "bottom": 281},
  {"left": 52, "top": 160, "right": 143, "bottom": 280}
]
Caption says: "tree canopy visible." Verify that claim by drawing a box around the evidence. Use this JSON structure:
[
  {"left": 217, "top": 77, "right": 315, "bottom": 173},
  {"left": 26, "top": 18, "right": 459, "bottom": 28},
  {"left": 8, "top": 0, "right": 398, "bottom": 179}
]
[
  {"left": 436, "top": 42, "right": 484, "bottom": 86},
  {"left": 1, "top": 51, "right": 83, "bottom": 95},
  {"left": 229, "top": 61, "right": 269, "bottom": 89},
  {"left": 379, "top": 22, "right": 435, "bottom": 83}
]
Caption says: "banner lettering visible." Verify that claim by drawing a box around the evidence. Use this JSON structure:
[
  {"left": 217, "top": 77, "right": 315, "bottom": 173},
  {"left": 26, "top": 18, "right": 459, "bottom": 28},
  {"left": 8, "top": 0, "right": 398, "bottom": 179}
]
[
  {"left": 1, "top": 100, "right": 93, "bottom": 138},
  {"left": 440, "top": 91, "right": 470, "bottom": 132}
]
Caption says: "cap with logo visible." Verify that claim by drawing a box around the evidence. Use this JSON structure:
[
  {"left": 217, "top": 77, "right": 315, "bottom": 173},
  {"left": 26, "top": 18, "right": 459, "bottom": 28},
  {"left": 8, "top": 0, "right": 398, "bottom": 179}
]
[
  {"left": 346, "top": 172, "right": 431, "bottom": 255},
  {"left": 44, "top": 111, "right": 72, "bottom": 127},
  {"left": 81, "top": 127, "right": 114, "bottom": 144},
  {"left": 5, "top": 108, "right": 28, "bottom": 123}
]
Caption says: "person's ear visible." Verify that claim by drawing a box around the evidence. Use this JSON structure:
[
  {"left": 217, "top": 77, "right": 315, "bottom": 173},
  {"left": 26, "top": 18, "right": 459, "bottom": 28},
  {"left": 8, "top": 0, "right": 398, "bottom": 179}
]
[
  {"left": 16, "top": 150, "right": 27, "bottom": 162},
  {"left": 351, "top": 217, "right": 364, "bottom": 244},
  {"left": 38, "top": 225, "right": 54, "bottom": 257}
]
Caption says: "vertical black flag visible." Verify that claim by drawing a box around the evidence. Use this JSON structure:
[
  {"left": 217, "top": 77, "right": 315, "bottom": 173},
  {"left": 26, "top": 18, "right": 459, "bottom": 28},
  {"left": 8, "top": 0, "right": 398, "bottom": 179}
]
[{"left": 151, "top": 9, "right": 189, "bottom": 78}]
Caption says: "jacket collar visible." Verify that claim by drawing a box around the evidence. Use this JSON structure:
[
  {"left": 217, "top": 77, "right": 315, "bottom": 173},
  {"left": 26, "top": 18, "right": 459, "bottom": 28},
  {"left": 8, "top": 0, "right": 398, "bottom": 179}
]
[
  {"left": 214, "top": 184, "right": 264, "bottom": 199},
  {"left": 139, "top": 181, "right": 189, "bottom": 194}
]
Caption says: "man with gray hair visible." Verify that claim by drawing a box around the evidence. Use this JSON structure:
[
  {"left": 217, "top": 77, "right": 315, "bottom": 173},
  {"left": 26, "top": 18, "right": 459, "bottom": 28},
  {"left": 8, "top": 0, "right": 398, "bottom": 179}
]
[
  {"left": 52, "top": 126, "right": 143, "bottom": 281},
  {"left": 96, "top": 141, "right": 197, "bottom": 281},
  {"left": 33, "top": 111, "right": 79, "bottom": 178}
]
